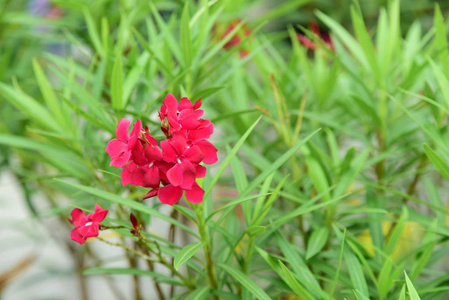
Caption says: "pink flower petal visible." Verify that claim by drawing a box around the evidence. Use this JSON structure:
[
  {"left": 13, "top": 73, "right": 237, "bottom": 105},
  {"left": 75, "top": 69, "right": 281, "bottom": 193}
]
[
  {"left": 180, "top": 159, "right": 196, "bottom": 190},
  {"left": 158, "top": 184, "right": 183, "bottom": 205},
  {"left": 106, "top": 139, "right": 126, "bottom": 158},
  {"left": 131, "top": 167, "right": 146, "bottom": 186},
  {"left": 121, "top": 162, "right": 136, "bottom": 185},
  {"left": 128, "top": 119, "right": 142, "bottom": 149},
  {"left": 132, "top": 141, "right": 148, "bottom": 165},
  {"left": 116, "top": 119, "right": 131, "bottom": 143},
  {"left": 188, "top": 121, "right": 214, "bottom": 141},
  {"left": 178, "top": 110, "right": 203, "bottom": 130},
  {"left": 70, "top": 208, "right": 86, "bottom": 226},
  {"left": 143, "top": 166, "right": 161, "bottom": 188},
  {"left": 163, "top": 94, "right": 178, "bottom": 111},
  {"left": 71, "top": 228, "right": 86, "bottom": 244},
  {"left": 178, "top": 97, "right": 194, "bottom": 111},
  {"left": 92, "top": 205, "right": 108, "bottom": 222},
  {"left": 184, "top": 145, "right": 204, "bottom": 164},
  {"left": 195, "top": 165, "right": 207, "bottom": 178},
  {"left": 145, "top": 146, "right": 163, "bottom": 161},
  {"left": 167, "top": 163, "right": 183, "bottom": 187},
  {"left": 110, "top": 150, "right": 131, "bottom": 168},
  {"left": 171, "top": 133, "right": 187, "bottom": 153},
  {"left": 185, "top": 182, "right": 204, "bottom": 204},
  {"left": 195, "top": 140, "right": 218, "bottom": 164},
  {"left": 161, "top": 140, "right": 177, "bottom": 162}
]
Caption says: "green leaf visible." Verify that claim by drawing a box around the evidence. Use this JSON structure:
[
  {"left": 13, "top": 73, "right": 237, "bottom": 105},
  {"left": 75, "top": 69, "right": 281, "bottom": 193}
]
[
  {"left": 83, "top": 6, "right": 104, "bottom": 56},
  {"left": 344, "top": 245, "right": 369, "bottom": 298},
  {"left": 305, "top": 227, "right": 329, "bottom": 260},
  {"left": 203, "top": 116, "right": 262, "bottom": 200},
  {"left": 423, "top": 144, "right": 449, "bottom": 182},
  {"left": 404, "top": 271, "right": 421, "bottom": 300},
  {"left": 174, "top": 241, "right": 205, "bottom": 271},
  {"left": 32, "top": 58, "right": 67, "bottom": 129},
  {"left": 111, "top": 54, "right": 124, "bottom": 110},
  {"left": 246, "top": 226, "right": 266, "bottom": 237},
  {"left": 278, "top": 261, "right": 315, "bottom": 300},
  {"left": 185, "top": 286, "right": 211, "bottom": 300},
  {"left": 0, "top": 82, "right": 61, "bottom": 134},
  {"left": 180, "top": 2, "right": 192, "bottom": 69},
  {"left": 434, "top": 4, "right": 449, "bottom": 79},
  {"left": 218, "top": 263, "right": 271, "bottom": 300}
]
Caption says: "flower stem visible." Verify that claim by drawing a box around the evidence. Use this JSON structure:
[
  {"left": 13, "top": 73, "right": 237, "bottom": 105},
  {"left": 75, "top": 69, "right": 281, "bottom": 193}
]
[{"left": 194, "top": 203, "right": 218, "bottom": 299}]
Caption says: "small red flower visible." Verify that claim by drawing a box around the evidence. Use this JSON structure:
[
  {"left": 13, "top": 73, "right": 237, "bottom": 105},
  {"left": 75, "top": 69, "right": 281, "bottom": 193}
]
[
  {"left": 221, "top": 20, "right": 252, "bottom": 57},
  {"left": 298, "top": 20, "right": 334, "bottom": 52},
  {"left": 69, "top": 204, "right": 108, "bottom": 244},
  {"left": 106, "top": 119, "right": 142, "bottom": 167}
]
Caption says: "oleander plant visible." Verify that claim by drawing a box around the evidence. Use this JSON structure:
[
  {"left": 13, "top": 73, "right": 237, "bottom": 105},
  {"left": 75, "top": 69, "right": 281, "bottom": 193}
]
[{"left": 2, "top": 0, "right": 449, "bottom": 299}]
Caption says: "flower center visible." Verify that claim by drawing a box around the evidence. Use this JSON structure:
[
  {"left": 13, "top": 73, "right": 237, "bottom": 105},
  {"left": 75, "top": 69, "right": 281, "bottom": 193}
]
[
  {"left": 177, "top": 158, "right": 181, "bottom": 164},
  {"left": 85, "top": 222, "right": 93, "bottom": 227}
]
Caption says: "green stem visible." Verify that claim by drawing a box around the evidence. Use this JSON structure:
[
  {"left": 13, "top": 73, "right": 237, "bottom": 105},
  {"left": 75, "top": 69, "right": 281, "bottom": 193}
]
[{"left": 194, "top": 203, "right": 218, "bottom": 299}]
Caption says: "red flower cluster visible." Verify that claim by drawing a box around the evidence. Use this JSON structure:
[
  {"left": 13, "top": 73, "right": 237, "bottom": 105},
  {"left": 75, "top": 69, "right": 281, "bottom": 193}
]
[
  {"left": 69, "top": 204, "right": 108, "bottom": 244},
  {"left": 298, "top": 20, "right": 334, "bottom": 52},
  {"left": 106, "top": 94, "right": 218, "bottom": 205},
  {"left": 219, "top": 20, "right": 252, "bottom": 58}
]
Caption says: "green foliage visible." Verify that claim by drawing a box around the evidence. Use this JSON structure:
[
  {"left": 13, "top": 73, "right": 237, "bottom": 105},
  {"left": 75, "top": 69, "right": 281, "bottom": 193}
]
[{"left": 2, "top": 0, "right": 449, "bottom": 299}]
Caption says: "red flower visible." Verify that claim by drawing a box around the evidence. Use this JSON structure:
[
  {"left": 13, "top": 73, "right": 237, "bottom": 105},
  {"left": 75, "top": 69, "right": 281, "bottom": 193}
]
[
  {"left": 221, "top": 20, "right": 252, "bottom": 57},
  {"left": 69, "top": 204, "right": 108, "bottom": 244},
  {"left": 106, "top": 94, "right": 217, "bottom": 206},
  {"left": 106, "top": 119, "right": 142, "bottom": 167},
  {"left": 298, "top": 20, "right": 334, "bottom": 52}
]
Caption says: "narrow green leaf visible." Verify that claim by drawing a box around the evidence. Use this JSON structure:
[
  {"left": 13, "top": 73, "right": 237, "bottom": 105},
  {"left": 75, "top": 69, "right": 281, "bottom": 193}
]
[
  {"left": 246, "top": 226, "right": 266, "bottom": 237},
  {"left": 404, "top": 271, "right": 422, "bottom": 300},
  {"left": 180, "top": 2, "right": 192, "bottom": 68},
  {"left": 203, "top": 116, "right": 262, "bottom": 200},
  {"left": 344, "top": 245, "right": 369, "bottom": 297},
  {"left": 185, "top": 286, "right": 211, "bottom": 300},
  {"left": 306, "top": 227, "right": 329, "bottom": 260},
  {"left": 278, "top": 261, "right": 315, "bottom": 300},
  {"left": 218, "top": 263, "right": 271, "bottom": 300},
  {"left": 174, "top": 241, "right": 205, "bottom": 270},
  {"left": 423, "top": 144, "right": 449, "bottom": 182},
  {"left": 0, "top": 82, "right": 61, "bottom": 134},
  {"left": 111, "top": 55, "right": 124, "bottom": 110},
  {"left": 83, "top": 7, "right": 104, "bottom": 56},
  {"left": 32, "top": 58, "right": 66, "bottom": 129}
]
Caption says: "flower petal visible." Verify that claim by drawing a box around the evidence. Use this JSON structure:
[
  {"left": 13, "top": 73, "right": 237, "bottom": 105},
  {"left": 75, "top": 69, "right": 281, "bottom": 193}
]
[
  {"left": 70, "top": 208, "right": 86, "bottom": 226},
  {"left": 110, "top": 150, "right": 131, "bottom": 168},
  {"left": 195, "top": 165, "right": 207, "bottom": 178},
  {"left": 143, "top": 166, "right": 161, "bottom": 188},
  {"left": 195, "top": 140, "right": 218, "bottom": 164},
  {"left": 145, "top": 145, "right": 163, "bottom": 162},
  {"left": 106, "top": 139, "right": 126, "bottom": 158},
  {"left": 167, "top": 163, "right": 183, "bottom": 187},
  {"left": 128, "top": 119, "right": 142, "bottom": 149},
  {"left": 185, "top": 182, "right": 204, "bottom": 204},
  {"left": 158, "top": 184, "right": 183, "bottom": 205},
  {"left": 132, "top": 141, "right": 148, "bottom": 165},
  {"left": 71, "top": 228, "right": 86, "bottom": 244},
  {"left": 184, "top": 145, "right": 204, "bottom": 164},
  {"left": 92, "top": 204, "right": 108, "bottom": 222},
  {"left": 121, "top": 162, "right": 136, "bottom": 186},
  {"left": 116, "top": 119, "right": 131, "bottom": 143}
]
